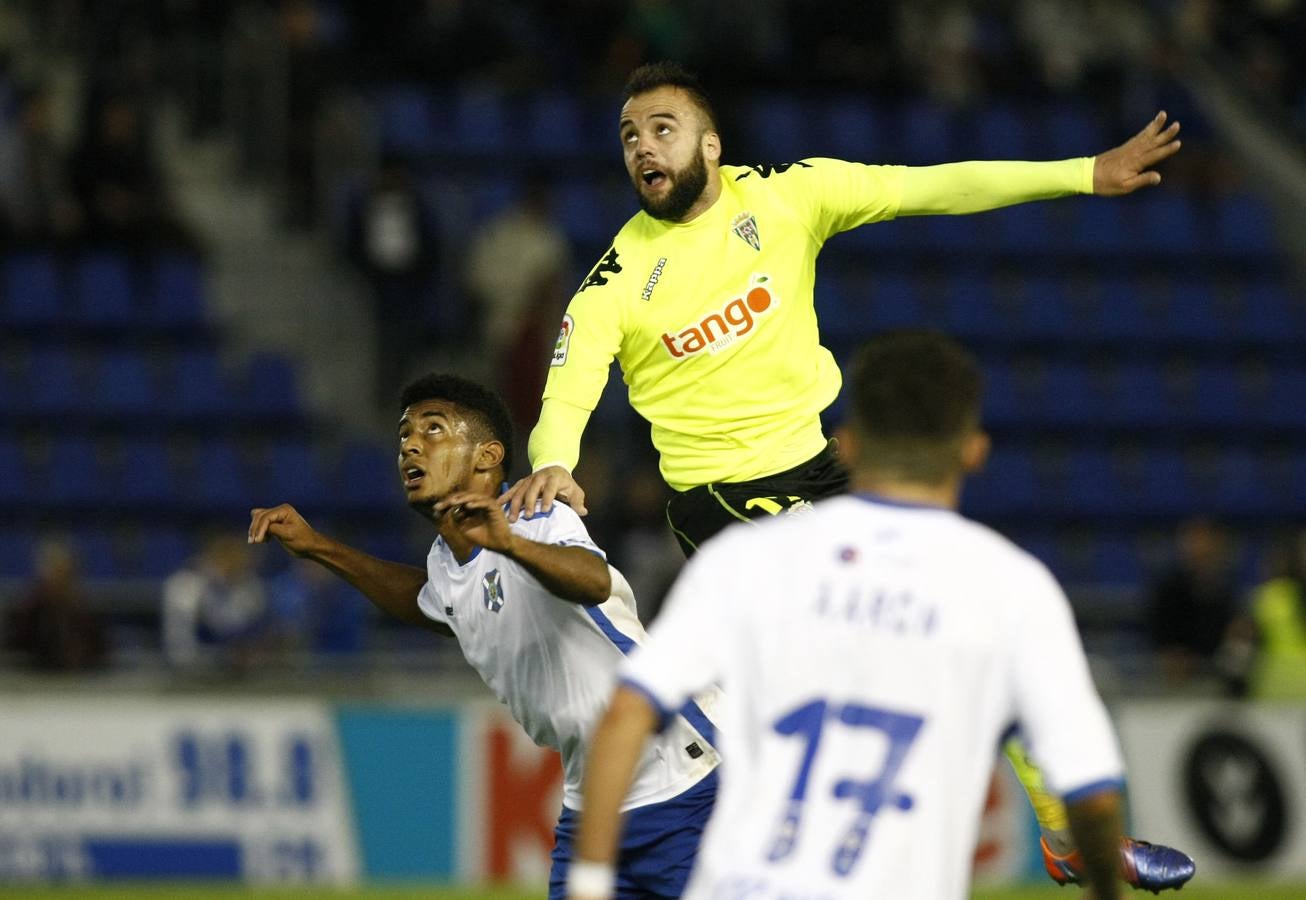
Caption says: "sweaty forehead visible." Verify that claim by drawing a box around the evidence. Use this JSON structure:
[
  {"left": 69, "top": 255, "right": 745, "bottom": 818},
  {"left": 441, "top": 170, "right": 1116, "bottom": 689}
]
[{"left": 620, "top": 86, "right": 702, "bottom": 127}]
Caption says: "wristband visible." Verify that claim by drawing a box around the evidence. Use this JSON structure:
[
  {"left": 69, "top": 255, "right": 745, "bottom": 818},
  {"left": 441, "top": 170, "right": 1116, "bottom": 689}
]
[{"left": 567, "top": 859, "right": 616, "bottom": 898}]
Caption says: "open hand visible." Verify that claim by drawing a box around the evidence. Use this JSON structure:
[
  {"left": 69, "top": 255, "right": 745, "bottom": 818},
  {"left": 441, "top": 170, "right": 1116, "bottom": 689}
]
[
  {"left": 499, "top": 465, "right": 588, "bottom": 522},
  {"left": 1092, "top": 111, "right": 1181, "bottom": 196}
]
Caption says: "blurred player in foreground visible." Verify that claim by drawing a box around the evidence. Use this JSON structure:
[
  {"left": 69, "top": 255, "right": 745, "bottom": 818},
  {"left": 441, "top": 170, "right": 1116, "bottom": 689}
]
[
  {"left": 507, "top": 60, "right": 1193, "bottom": 890},
  {"left": 249, "top": 375, "right": 719, "bottom": 899},
  {"left": 568, "top": 331, "right": 1182, "bottom": 900}
]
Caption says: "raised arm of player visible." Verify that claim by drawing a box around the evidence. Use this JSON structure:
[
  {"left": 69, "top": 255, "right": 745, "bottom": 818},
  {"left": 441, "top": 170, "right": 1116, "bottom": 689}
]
[
  {"left": 436, "top": 491, "right": 611, "bottom": 605},
  {"left": 569, "top": 685, "right": 661, "bottom": 900},
  {"left": 248, "top": 504, "right": 449, "bottom": 634},
  {"left": 500, "top": 397, "right": 592, "bottom": 521},
  {"left": 895, "top": 111, "right": 1180, "bottom": 216}
]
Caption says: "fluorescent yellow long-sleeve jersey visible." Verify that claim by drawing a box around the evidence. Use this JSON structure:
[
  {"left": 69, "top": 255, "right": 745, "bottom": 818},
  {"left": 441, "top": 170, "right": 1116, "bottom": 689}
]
[{"left": 531, "top": 157, "right": 1094, "bottom": 491}]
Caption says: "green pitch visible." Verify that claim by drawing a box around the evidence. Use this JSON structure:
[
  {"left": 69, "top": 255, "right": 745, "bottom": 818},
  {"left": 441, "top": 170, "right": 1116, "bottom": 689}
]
[{"left": 0, "top": 883, "right": 1302, "bottom": 899}]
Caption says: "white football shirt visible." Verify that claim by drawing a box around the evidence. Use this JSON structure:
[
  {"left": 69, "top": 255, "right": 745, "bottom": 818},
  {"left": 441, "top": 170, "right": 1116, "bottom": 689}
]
[
  {"left": 416, "top": 501, "right": 720, "bottom": 811},
  {"left": 621, "top": 494, "right": 1124, "bottom": 899}
]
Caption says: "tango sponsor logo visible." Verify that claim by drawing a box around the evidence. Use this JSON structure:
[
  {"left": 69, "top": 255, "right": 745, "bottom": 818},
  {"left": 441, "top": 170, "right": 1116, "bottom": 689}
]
[{"left": 661, "top": 276, "right": 777, "bottom": 360}]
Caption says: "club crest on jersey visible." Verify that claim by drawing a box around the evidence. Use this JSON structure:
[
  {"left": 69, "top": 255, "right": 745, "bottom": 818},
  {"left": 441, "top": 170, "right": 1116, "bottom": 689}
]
[
  {"left": 482, "top": 569, "right": 505, "bottom": 613},
  {"left": 731, "top": 212, "right": 761, "bottom": 251},
  {"left": 550, "top": 314, "right": 574, "bottom": 367},
  {"left": 661, "top": 275, "right": 778, "bottom": 360}
]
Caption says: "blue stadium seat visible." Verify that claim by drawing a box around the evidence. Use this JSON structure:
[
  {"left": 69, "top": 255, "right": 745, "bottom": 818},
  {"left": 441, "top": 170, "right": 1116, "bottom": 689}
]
[
  {"left": 1089, "top": 535, "right": 1143, "bottom": 585},
  {"left": 261, "top": 439, "right": 326, "bottom": 507},
  {"left": 40, "top": 438, "right": 109, "bottom": 508},
  {"left": 1167, "top": 280, "right": 1227, "bottom": 345},
  {"left": 978, "top": 358, "right": 1021, "bottom": 427},
  {"left": 454, "top": 88, "right": 509, "bottom": 154},
  {"left": 868, "top": 272, "right": 924, "bottom": 329},
  {"left": 0, "top": 528, "right": 34, "bottom": 577},
  {"left": 1058, "top": 447, "right": 1125, "bottom": 516},
  {"left": 1038, "top": 363, "right": 1104, "bottom": 427},
  {"left": 746, "top": 93, "right": 809, "bottom": 162},
  {"left": 556, "top": 179, "right": 610, "bottom": 247},
  {"left": 813, "top": 271, "right": 861, "bottom": 343},
  {"left": 96, "top": 350, "right": 157, "bottom": 416},
  {"left": 1072, "top": 199, "right": 1132, "bottom": 255},
  {"left": 1189, "top": 364, "right": 1248, "bottom": 428},
  {"left": 71, "top": 250, "right": 137, "bottom": 327},
  {"left": 1018, "top": 277, "right": 1076, "bottom": 340},
  {"left": 1209, "top": 448, "right": 1275, "bottom": 517},
  {"left": 1242, "top": 280, "right": 1300, "bottom": 345},
  {"left": 376, "top": 85, "right": 437, "bottom": 157},
  {"left": 467, "top": 175, "right": 518, "bottom": 226},
  {"left": 149, "top": 253, "right": 208, "bottom": 328},
  {"left": 3, "top": 251, "right": 63, "bottom": 325},
  {"left": 821, "top": 97, "right": 889, "bottom": 160},
  {"left": 241, "top": 352, "right": 301, "bottom": 417},
  {"left": 897, "top": 101, "right": 955, "bottom": 164},
  {"left": 1138, "top": 195, "right": 1200, "bottom": 255},
  {"left": 26, "top": 346, "right": 79, "bottom": 415},
  {"left": 964, "top": 445, "right": 1038, "bottom": 517},
  {"left": 0, "top": 438, "right": 28, "bottom": 504},
  {"left": 1216, "top": 192, "right": 1276, "bottom": 256},
  {"left": 133, "top": 527, "right": 194, "bottom": 578},
  {"left": 920, "top": 212, "right": 978, "bottom": 250},
  {"left": 336, "top": 440, "right": 401, "bottom": 511},
  {"left": 116, "top": 439, "right": 177, "bottom": 506},
  {"left": 986, "top": 204, "right": 1055, "bottom": 253},
  {"left": 1103, "top": 362, "right": 1175, "bottom": 428},
  {"left": 526, "top": 91, "right": 587, "bottom": 156},
  {"left": 170, "top": 348, "right": 231, "bottom": 415},
  {"left": 187, "top": 441, "right": 251, "bottom": 509},
  {"left": 972, "top": 105, "right": 1030, "bottom": 159},
  {"left": 74, "top": 528, "right": 119, "bottom": 578},
  {"left": 1265, "top": 366, "right": 1306, "bottom": 429},
  {"left": 1085, "top": 276, "right": 1152, "bottom": 341},
  {"left": 943, "top": 272, "right": 1006, "bottom": 340},
  {"left": 1138, "top": 449, "right": 1196, "bottom": 516},
  {"left": 1040, "top": 104, "right": 1107, "bottom": 161}
]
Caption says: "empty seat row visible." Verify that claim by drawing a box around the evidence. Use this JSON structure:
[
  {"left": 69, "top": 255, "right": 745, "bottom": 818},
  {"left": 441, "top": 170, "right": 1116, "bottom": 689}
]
[
  {"left": 2, "top": 251, "right": 210, "bottom": 331},
  {"left": 964, "top": 445, "right": 1306, "bottom": 519},
  {"left": 816, "top": 271, "right": 1303, "bottom": 348},
  {"left": 0, "top": 437, "right": 403, "bottom": 514},
  {"left": 0, "top": 348, "right": 302, "bottom": 421}
]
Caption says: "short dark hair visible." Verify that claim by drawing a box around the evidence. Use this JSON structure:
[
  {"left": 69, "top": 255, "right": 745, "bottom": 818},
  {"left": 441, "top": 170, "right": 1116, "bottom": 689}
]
[
  {"left": 846, "top": 330, "right": 984, "bottom": 484},
  {"left": 399, "top": 374, "right": 516, "bottom": 477},
  {"left": 623, "top": 61, "right": 719, "bottom": 133}
]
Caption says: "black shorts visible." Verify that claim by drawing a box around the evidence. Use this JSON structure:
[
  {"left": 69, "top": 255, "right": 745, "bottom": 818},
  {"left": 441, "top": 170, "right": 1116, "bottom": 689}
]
[{"left": 665, "top": 441, "right": 850, "bottom": 557}]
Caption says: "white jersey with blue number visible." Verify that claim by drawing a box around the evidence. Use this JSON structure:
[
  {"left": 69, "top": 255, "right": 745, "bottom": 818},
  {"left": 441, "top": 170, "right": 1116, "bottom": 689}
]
[
  {"left": 620, "top": 494, "right": 1124, "bottom": 900},
  {"left": 416, "top": 501, "right": 719, "bottom": 811}
]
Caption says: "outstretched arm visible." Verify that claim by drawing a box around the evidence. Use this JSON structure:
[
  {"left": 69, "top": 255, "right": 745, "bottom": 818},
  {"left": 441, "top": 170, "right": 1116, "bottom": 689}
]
[
  {"left": 248, "top": 504, "right": 448, "bottom": 634},
  {"left": 436, "top": 492, "right": 612, "bottom": 605},
  {"left": 897, "top": 111, "right": 1180, "bottom": 216}
]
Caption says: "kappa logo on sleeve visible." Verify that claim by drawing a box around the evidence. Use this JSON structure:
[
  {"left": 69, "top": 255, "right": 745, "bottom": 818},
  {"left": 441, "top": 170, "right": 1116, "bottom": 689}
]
[
  {"left": 579, "top": 246, "right": 622, "bottom": 292},
  {"left": 733, "top": 161, "right": 812, "bottom": 181},
  {"left": 550, "top": 314, "right": 574, "bottom": 367}
]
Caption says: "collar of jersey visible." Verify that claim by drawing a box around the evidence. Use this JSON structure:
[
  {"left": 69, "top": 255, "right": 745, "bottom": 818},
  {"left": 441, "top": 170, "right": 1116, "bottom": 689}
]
[
  {"left": 435, "top": 535, "right": 482, "bottom": 567},
  {"left": 644, "top": 173, "right": 731, "bottom": 232},
  {"left": 852, "top": 491, "right": 952, "bottom": 513}
]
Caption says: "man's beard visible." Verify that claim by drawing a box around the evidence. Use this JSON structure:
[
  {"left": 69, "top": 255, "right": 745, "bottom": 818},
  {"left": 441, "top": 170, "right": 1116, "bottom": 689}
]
[{"left": 635, "top": 149, "right": 709, "bottom": 221}]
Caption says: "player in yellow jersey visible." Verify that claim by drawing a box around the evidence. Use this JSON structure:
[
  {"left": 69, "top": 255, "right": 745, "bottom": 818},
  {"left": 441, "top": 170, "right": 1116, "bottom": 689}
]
[{"left": 502, "top": 61, "right": 1193, "bottom": 891}]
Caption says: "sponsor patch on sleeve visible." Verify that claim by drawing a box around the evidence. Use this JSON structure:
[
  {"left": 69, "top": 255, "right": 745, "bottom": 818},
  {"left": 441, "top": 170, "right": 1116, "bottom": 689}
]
[{"left": 551, "top": 314, "right": 575, "bottom": 367}]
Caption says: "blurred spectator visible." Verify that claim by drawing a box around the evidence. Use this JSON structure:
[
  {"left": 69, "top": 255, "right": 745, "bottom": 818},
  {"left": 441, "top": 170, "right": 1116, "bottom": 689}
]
[
  {"left": 0, "top": 82, "right": 82, "bottom": 245},
  {"left": 266, "top": 559, "right": 367, "bottom": 662},
  {"left": 1245, "top": 527, "right": 1306, "bottom": 699},
  {"left": 1145, "top": 517, "right": 1240, "bottom": 689},
  {"left": 161, "top": 534, "right": 274, "bottom": 673},
  {"left": 464, "top": 168, "right": 571, "bottom": 434},
  {"left": 280, "top": 0, "right": 338, "bottom": 229},
  {"left": 345, "top": 154, "right": 441, "bottom": 406},
  {"left": 3, "top": 539, "right": 109, "bottom": 671},
  {"left": 68, "top": 85, "right": 195, "bottom": 251}
]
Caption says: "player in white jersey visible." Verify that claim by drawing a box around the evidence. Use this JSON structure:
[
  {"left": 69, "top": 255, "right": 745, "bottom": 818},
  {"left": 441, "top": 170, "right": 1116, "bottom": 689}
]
[
  {"left": 248, "top": 374, "right": 719, "bottom": 899},
  {"left": 569, "top": 332, "right": 1154, "bottom": 900}
]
